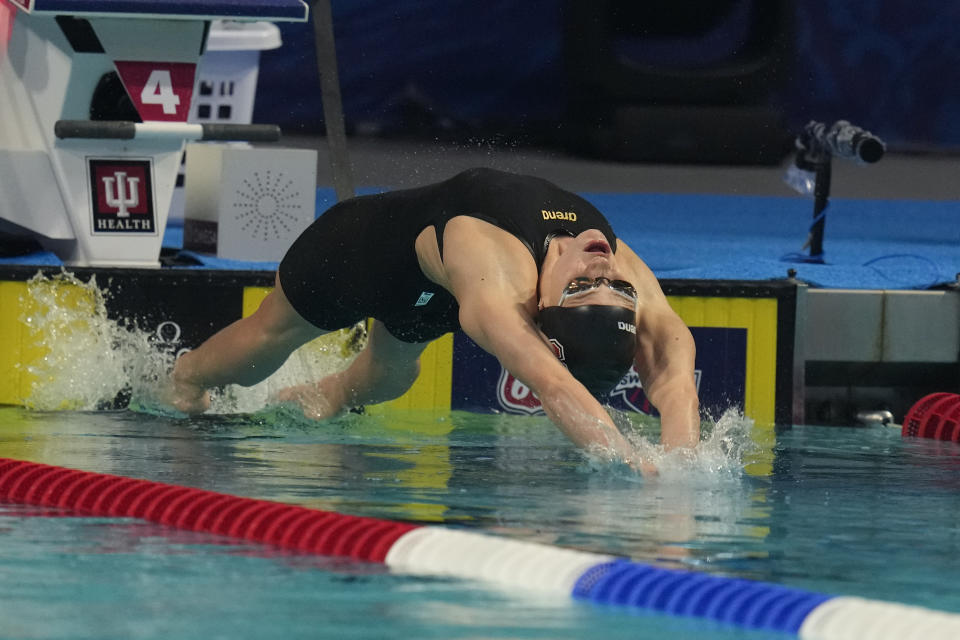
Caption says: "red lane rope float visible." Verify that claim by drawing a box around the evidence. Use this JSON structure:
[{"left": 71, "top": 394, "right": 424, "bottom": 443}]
[
  {"left": 0, "top": 457, "right": 417, "bottom": 562},
  {"left": 903, "top": 393, "right": 960, "bottom": 441}
]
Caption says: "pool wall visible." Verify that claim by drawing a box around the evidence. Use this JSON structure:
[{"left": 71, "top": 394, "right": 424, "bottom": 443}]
[{"left": 0, "top": 266, "right": 799, "bottom": 427}]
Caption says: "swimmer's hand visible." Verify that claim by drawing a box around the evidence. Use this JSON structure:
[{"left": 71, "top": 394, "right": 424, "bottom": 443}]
[{"left": 588, "top": 441, "right": 658, "bottom": 477}]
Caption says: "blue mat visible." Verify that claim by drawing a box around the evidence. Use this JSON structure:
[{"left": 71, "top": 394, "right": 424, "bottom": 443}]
[
  {"left": 589, "top": 193, "right": 959, "bottom": 290},
  {"left": 6, "top": 190, "right": 958, "bottom": 291}
]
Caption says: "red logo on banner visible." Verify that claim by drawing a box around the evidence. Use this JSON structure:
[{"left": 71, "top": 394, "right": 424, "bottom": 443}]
[
  {"left": 497, "top": 341, "right": 561, "bottom": 415},
  {"left": 607, "top": 367, "right": 702, "bottom": 414},
  {"left": 497, "top": 369, "right": 544, "bottom": 415},
  {"left": 114, "top": 61, "right": 196, "bottom": 122},
  {"left": 88, "top": 158, "right": 156, "bottom": 234},
  {"left": 608, "top": 365, "right": 650, "bottom": 413}
]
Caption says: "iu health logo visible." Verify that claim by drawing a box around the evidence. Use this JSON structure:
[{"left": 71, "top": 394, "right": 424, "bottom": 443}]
[{"left": 88, "top": 159, "right": 156, "bottom": 234}]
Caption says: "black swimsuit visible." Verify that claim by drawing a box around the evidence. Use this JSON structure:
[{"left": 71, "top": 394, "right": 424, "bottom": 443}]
[{"left": 278, "top": 168, "right": 618, "bottom": 343}]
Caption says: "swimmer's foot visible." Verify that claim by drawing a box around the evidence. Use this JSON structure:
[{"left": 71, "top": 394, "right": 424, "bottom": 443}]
[
  {"left": 270, "top": 377, "right": 345, "bottom": 421},
  {"left": 170, "top": 381, "right": 211, "bottom": 414},
  {"left": 169, "top": 360, "right": 211, "bottom": 414},
  {"left": 631, "top": 458, "right": 659, "bottom": 477}
]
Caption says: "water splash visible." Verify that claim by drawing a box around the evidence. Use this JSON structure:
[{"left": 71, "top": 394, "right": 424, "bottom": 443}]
[
  {"left": 581, "top": 408, "right": 758, "bottom": 480},
  {"left": 19, "top": 271, "right": 356, "bottom": 414},
  {"left": 21, "top": 271, "right": 172, "bottom": 411}
]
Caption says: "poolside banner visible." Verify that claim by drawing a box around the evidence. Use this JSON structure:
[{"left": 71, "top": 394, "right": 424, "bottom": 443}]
[
  {"left": 449, "top": 279, "right": 799, "bottom": 427},
  {"left": 452, "top": 327, "right": 744, "bottom": 419}
]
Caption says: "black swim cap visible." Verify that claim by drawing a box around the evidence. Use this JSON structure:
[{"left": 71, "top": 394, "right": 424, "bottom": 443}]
[{"left": 538, "top": 305, "right": 637, "bottom": 398}]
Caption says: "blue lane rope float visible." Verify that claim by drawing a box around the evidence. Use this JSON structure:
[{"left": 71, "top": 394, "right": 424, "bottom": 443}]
[
  {"left": 3, "top": 457, "right": 960, "bottom": 638},
  {"left": 573, "top": 561, "right": 830, "bottom": 634}
]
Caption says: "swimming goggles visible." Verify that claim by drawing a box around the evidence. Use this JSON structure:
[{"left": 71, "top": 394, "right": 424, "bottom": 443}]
[{"left": 558, "top": 277, "right": 638, "bottom": 307}]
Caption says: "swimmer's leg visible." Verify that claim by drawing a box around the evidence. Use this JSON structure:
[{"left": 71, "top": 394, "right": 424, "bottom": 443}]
[
  {"left": 273, "top": 320, "right": 429, "bottom": 419},
  {"left": 171, "top": 272, "right": 328, "bottom": 413}
]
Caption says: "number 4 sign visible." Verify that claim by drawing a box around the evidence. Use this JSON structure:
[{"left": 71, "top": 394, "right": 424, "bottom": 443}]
[{"left": 113, "top": 61, "right": 196, "bottom": 122}]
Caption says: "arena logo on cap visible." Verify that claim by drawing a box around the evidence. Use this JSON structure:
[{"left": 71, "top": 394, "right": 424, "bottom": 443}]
[{"left": 88, "top": 158, "right": 156, "bottom": 235}]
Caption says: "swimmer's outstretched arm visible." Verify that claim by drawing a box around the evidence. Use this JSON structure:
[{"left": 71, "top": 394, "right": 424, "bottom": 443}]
[
  {"left": 633, "top": 307, "right": 700, "bottom": 449},
  {"left": 617, "top": 241, "right": 700, "bottom": 449},
  {"left": 458, "top": 295, "right": 653, "bottom": 473}
]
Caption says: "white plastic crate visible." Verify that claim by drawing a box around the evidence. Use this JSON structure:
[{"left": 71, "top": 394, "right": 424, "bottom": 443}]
[
  {"left": 170, "top": 20, "right": 282, "bottom": 222},
  {"left": 189, "top": 20, "right": 282, "bottom": 125}
]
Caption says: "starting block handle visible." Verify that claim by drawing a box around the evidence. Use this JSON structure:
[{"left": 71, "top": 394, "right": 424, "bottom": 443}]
[
  {"left": 55, "top": 120, "right": 137, "bottom": 139},
  {"left": 54, "top": 121, "right": 282, "bottom": 143},
  {"left": 199, "top": 124, "right": 282, "bottom": 142}
]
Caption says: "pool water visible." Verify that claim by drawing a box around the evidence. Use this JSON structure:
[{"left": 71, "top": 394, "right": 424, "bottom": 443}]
[{"left": 1, "top": 406, "right": 959, "bottom": 639}]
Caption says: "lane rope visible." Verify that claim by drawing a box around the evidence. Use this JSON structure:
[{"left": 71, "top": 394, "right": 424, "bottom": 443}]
[
  {"left": 903, "top": 393, "right": 960, "bottom": 441},
  {"left": 2, "top": 456, "right": 959, "bottom": 638}
]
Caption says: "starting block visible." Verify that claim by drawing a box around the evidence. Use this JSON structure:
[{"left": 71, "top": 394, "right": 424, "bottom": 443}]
[{"left": 0, "top": 0, "right": 308, "bottom": 267}]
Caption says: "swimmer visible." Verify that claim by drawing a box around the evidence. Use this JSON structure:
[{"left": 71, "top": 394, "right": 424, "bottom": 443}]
[{"left": 171, "top": 168, "right": 699, "bottom": 473}]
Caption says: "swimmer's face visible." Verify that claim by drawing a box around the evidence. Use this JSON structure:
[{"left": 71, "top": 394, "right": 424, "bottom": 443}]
[{"left": 539, "top": 229, "right": 635, "bottom": 310}]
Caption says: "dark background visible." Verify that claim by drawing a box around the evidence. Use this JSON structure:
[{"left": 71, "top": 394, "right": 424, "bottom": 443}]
[{"left": 253, "top": 0, "right": 960, "bottom": 160}]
